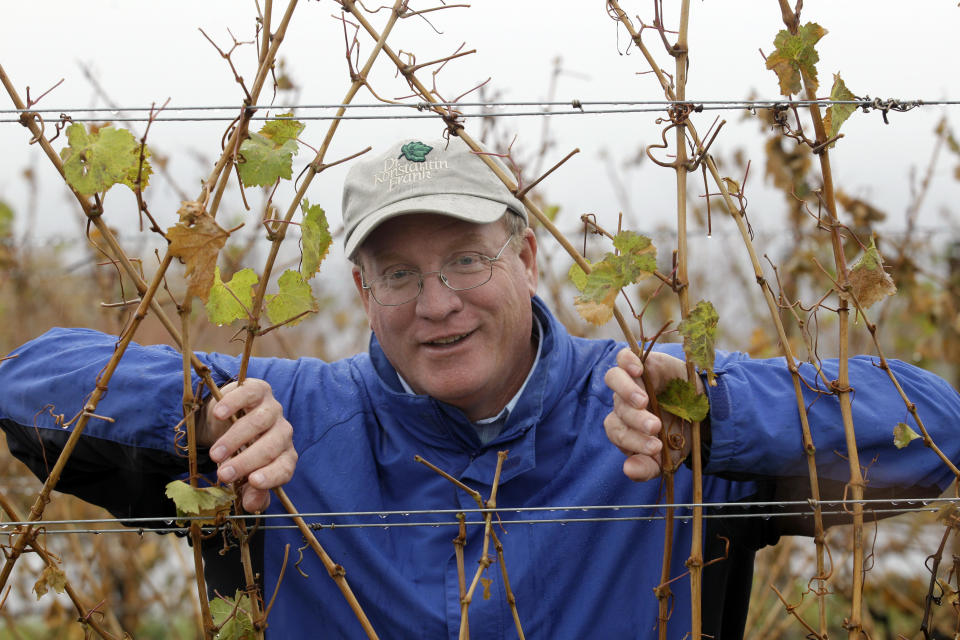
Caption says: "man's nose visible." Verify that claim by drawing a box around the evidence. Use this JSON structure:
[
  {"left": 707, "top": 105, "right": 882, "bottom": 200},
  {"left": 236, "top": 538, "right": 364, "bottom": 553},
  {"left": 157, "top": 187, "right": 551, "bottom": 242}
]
[{"left": 415, "top": 271, "right": 463, "bottom": 319}]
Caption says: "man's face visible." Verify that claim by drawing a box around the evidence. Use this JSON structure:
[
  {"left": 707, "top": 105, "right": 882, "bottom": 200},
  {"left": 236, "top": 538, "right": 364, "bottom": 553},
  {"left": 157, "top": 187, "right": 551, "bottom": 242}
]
[{"left": 353, "top": 213, "right": 538, "bottom": 422}]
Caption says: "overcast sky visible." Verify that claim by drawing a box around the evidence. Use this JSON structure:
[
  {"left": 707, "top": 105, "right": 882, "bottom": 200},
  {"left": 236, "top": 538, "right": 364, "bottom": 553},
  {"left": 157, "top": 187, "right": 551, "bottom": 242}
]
[{"left": 1, "top": 1, "right": 958, "bottom": 282}]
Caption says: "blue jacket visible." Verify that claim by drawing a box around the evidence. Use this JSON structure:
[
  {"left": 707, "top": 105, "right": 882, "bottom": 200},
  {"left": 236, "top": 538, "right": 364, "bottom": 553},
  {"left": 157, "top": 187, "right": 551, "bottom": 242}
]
[{"left": 2, "top": 297, "right": 958, "bottom": 639}]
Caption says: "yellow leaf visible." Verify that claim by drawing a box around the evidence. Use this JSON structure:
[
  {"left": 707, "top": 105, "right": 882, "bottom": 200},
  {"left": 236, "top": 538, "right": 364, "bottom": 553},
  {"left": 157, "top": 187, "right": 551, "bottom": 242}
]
[{"left": 574, "top": 298, "right": 614, "bottom": 326}]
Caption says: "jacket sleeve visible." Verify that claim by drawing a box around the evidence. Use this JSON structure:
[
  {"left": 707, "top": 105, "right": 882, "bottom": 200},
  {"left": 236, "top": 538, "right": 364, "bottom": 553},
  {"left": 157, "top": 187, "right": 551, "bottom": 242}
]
[
  {"left": 702, "top": 350, "right": 960, "bottom": 515},
  {"left": 0, "top": 327, "right": 228, "bottom": 521}
]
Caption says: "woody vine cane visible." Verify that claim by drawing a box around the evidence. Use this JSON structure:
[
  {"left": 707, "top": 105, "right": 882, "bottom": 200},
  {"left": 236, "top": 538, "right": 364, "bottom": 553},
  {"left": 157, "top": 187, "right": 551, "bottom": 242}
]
[
  {"left": 0, "top": 2, "right": 384, "bottom": 636},
  {"left": 4, "top": 2, "right": 960, "bottom": 638},
  {"left": 339, "top": 3, "right": 707, "bottom": 639},
  {"left": 610, "top": 1, "right": 960, "bottom": 637}
]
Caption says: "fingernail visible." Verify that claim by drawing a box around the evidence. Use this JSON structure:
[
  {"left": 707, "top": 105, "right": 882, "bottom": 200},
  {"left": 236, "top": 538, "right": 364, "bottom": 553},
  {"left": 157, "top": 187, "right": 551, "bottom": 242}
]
[
  {"left": 210, "top": 446, "right": 226, "bottom": 462},
  {"left": 630, "top": 364, "right": 643, "bottom": 377},
  {"left": 250, "top": 472, "right": 264, "bottom": 486},
  {"left": 631, "top": 392, "right": 646, "bottom": 409},
  {"left": 214, "top": 404, "right": 228, "bottom": 420},
  {"left": 219, "top": 466, "right": 236, "bottom": 482},
  {"left": 646, "top": 440, "right": 661, "bottom": 455}
]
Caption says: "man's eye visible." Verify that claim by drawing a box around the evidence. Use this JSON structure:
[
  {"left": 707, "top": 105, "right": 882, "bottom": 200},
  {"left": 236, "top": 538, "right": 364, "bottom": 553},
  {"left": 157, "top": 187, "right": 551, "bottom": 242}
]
[
  {"left": 452, "top": 254, "right": 479, "bottom": 267},
  {"left": 384, "top": 269, "right": 417, "bottom": 283}
]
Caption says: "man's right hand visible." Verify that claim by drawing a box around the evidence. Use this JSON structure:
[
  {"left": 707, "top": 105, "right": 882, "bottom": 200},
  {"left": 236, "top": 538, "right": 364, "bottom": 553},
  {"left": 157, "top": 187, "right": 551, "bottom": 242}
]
[{"left": 199, "top": 379, "right": 297, "bottom": 513}]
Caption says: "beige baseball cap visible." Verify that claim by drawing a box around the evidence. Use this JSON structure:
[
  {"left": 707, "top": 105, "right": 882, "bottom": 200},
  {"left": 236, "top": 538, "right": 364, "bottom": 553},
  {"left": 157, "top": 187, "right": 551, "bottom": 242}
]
[{"left": 341, "top": 136, "right": 527, "bottom": 258}]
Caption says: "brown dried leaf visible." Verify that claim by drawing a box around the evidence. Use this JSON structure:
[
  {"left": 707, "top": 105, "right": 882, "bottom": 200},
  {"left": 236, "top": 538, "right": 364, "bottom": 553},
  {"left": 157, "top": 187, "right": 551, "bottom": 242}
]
[
  {"left": 847, "top": 237, "right": 896, "bottom": 310},
  {"left": 481, "top": 577, "right": 493, "bottom": 600},
  {"left": 33, "top": 565, "right": 67, "bottom": 599},
  {"left": 167, "top": 213, "right": 229, "bottom": 302}
]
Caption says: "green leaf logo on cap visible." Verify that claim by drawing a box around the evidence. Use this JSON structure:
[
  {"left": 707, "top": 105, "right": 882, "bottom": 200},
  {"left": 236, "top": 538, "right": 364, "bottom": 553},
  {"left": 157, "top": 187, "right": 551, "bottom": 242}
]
[{"left": 398, "top": 141, "right": 433, "bottom": 162}]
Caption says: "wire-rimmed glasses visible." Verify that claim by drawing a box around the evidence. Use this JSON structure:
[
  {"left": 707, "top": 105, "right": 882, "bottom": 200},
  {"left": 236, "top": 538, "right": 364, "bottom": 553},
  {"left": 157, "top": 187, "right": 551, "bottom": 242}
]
[{"left": 361, "top": 235, "right": 515, "bottom": 306}]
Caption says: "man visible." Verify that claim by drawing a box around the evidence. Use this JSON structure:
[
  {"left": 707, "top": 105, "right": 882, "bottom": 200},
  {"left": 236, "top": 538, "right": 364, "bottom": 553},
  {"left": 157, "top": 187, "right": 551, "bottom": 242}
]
[{"left": 2, "top": 136, "right": 959, "bottom": 639}]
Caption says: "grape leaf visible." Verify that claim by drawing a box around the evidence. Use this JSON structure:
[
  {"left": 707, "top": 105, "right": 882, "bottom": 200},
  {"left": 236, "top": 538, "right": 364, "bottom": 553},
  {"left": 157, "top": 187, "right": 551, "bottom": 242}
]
[
  {"left": 211, "top": 591, "right": 256, "bottom": 640},
  {"left": 33, "top": 565, "right": 67, "bottom": 599},
  {"left": 656, "top": 378, "right": 709, "bottom": 423},
  {"left": 60, "top": 123, "right": 152, "bottom": 196},
  {"left": 265, "top": 269, "right": 318, "bottom": 327},
  {"left": 0, "top": 201, "right": 13, "bottom": 238},
  {"left": 206, "top": 267, "right": 259, "bottom": 326},
  {"left": 166, "top": 214, "right": 229, "bottom": 302},
  {"left": 165, "top": 480, "right": 236, "bottom": 525},
  {"left": 573, "top": 232, "right": 656, "bottom": 326},
  {"left": 823, "top": 74, "right": 857, "bottom": 143},
  {"left": 677, "top": 300, "right": 719, "bottom": 385},
  {"left": 568, "top": 261, "right": 589, "bottom": 292},
  {"left": 612, "top": 231, "right": 657, "bottom": 282},
  {"left": 300, "top": 199, "right": 332, "bottom": 280},
  {"left": 893, "top": 422, "right": 921, "bottom": 449},
  {"left": 237, "top": 113, "right": 304, "bottom": 188},
  {"left": 260, "top": 112, "right": 304, "bottom": 147},
  {"left": 574, "top": 298, "right": 614, "bottom": 326},
  {"left": 847, "top": 237, "right": 896, "bottom": 309},
  {"left": 765, "top": 22, "right": 827, "bottom": 96}
]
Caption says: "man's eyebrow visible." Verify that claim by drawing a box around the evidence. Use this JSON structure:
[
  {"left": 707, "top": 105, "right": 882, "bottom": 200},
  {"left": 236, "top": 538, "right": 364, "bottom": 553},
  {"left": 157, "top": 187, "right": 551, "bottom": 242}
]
[{"left": 368, "top": 231, "right": 493, "bottom": 263}]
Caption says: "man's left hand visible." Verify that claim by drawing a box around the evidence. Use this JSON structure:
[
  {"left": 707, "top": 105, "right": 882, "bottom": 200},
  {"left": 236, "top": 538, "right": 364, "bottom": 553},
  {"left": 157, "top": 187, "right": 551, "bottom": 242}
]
[{"left": 603, "top": 348, "right": 700, "bottom": 481}]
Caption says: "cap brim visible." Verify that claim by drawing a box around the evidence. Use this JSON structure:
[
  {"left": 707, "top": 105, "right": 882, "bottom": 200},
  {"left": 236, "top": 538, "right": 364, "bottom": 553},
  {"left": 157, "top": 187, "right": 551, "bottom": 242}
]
[{"left": 344, "top": 193, "right": 511, "bottom": 259}]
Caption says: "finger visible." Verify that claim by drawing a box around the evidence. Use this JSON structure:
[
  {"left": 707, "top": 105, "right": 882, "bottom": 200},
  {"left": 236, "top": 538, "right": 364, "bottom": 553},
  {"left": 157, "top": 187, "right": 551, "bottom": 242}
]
[
  {"left": 604, "top": 367, "right": 648, "bottom": 410},
  {"left": 623, "top": 453, "right": 662, "bottom": 482},
  {"left": 611, "top": 393, "right": 661, "bottom": 436},
  {"left": 210, "top": 395, "right": 284, "bottom": 463},
  {"left": 215, "top": 416, "right": 292, "bottom": 483},
  {"left": 604, "top": 410, "right": 662, "bottom": 457},
  {"left": 241, "top": 485, "right": 270, "bottom": 513},
  {"left": 615, "top": 347, "right": 644, "bottom": 378},
  {"left": 211, "top": 380, "right": 272, "bottom": 422},
  {"left": 221, "top": 433, "right": 296, "bottom": 487}
]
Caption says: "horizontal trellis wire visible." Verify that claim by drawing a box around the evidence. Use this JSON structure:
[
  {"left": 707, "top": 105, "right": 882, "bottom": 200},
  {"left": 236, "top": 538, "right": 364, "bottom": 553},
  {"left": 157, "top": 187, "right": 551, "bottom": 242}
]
[
  {"left": 3, "top": 497, "right": 955, "bottom": 535},
  {"left": 0, "top": 98, "right": 952, "bottom": 124}
]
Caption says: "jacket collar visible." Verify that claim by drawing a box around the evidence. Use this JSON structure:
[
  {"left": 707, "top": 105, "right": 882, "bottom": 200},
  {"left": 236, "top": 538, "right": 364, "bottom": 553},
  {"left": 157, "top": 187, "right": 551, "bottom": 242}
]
[{"left": 365, "top": 296, "right": 571, "bottom": 485}]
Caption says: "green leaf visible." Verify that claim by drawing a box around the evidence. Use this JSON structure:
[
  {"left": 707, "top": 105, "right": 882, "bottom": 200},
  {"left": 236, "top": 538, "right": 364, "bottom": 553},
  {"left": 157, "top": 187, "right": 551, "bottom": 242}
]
[
  {"left": 33, "top": 565, "right": 67, "bottom": 599},
  {"left": 211, "top": 591, "right": 256, "bottom": 640},
  {"left": 237, "top": 114, "right": 304, "bottom": 188},
  {"left": 893, "top": 422, "right": 921, "bottom": 449},
  {"left": 823, "top": 74, "right": 857, "bottom": 143},
  {"left": 265, "top": 269, "right": 318, "bottom": 328},
  {"left": 165, "top": 480, "right": 235, "bottom": 524},
  {"left": 0, "top": 201, "right": 13, "bottom": 238},
  {"left": 656, "top": 378, "right": 709, "bottom": 423},
  {"left": 677, "top": 300, "right": 719, "bottom": 385},
  {"left": 205, "top": 267, "right": 259, "bottom": 326},
  {"left": 299, "top": 199, "right": 332, "bottom": 280},
  {"left": 399, "top": 140, "right": 433, "bottom": 162},
  {"left": 573, "top": 232, "right": 657, "bottom": 326},
  {"left": 847, "top": 237, "right": 896, "bottom": 309},
  {"left": 60, "top": 123, "right": 152, "bottom": 196},
  {"left": 765, "top": 22, "right": 827, "bottom": 96}
]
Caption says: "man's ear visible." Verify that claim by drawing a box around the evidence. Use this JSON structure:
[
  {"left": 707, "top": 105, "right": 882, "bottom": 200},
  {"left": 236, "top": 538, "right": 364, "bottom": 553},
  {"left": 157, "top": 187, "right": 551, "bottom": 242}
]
[
  {"left": 518, "top": 227, "right": 538, "bottom": 296},
  {"left": 352, "top": 264, "right": 373, "bottom": 317}
]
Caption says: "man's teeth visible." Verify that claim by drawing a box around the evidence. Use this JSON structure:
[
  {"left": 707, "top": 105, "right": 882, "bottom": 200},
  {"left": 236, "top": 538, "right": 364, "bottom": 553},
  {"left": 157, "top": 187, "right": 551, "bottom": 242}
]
[{"left": 430, "top": 333, "right": 469, "bottom": 345}]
